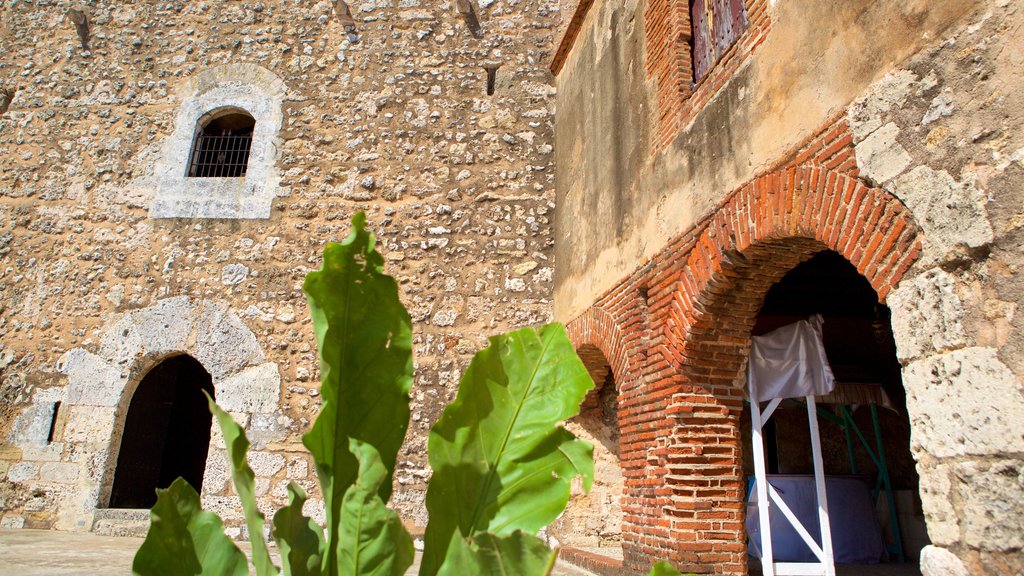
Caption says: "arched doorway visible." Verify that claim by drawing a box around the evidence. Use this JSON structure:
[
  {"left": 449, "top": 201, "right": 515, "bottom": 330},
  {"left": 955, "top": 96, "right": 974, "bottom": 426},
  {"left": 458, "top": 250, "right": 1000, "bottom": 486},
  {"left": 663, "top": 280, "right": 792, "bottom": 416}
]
[
  {"left": 552, "top": 344, "right": 624, "bottom": 548},
  {"left": 109, "top": 355, "right": 215, "bottom": 509},
  {"left": 744, "top": 250, "right": 927, "bottom": 569}
]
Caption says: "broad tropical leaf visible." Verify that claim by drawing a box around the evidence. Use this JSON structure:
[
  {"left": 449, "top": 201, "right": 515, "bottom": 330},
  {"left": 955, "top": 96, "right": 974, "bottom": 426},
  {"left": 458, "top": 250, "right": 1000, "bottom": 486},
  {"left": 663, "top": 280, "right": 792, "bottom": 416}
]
[
  {"left": 419, "top": 323, "right": 595, "bottom": 576},
  {"left": 647, "top": 561, "right": 686, "bottom": 576},
  {"left": 302, "top": 212, "right": 414, "bottom": 575},
  {"left": 206, "top": 393, "right": 278, "bottom": 576},
  {"left": 132, "top": 478, "right": 248, "bottom": 576},
  {"left": 436, "top": 530, "right": 557, "bottom": 576},
  {"left": 337, "top": 439, "right": 415, "bottom": 576},
  {"left": 272, "top": 483, "right": 324, "bottom": 576}
]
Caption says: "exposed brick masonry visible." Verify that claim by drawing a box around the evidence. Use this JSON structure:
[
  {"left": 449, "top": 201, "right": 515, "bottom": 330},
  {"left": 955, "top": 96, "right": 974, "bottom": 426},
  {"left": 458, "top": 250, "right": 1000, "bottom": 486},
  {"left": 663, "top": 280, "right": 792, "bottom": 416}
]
[
  {"left": 565, "top": 118, "right": 922, "bottom": 573},
  {"left": 644, "top": 0, "right": 771, "bottom": 152}
]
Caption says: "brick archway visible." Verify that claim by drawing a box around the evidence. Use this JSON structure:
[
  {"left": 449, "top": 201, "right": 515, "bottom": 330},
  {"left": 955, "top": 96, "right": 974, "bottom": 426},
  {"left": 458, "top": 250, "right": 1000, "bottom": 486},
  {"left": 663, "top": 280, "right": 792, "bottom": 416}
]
[
  {"left": 559, "top": 306, "right": 636, "bottom": 552},
  {"left": 566, "top": 305, "right": 634, "bottom": 391},
  {"left": 623, "top": 165, "right": 923, "bottom": 575}
]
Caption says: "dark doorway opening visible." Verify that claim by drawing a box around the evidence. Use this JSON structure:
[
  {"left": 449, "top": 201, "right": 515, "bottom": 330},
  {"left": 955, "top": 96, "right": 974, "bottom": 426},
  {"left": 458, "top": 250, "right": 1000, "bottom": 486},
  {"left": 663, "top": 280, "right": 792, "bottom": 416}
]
[
  {"left": 109, "top": 355, "right": 215, "bottom": 509},
  {"left": 744, "top": 250, "right": 928, "bottom": 572}
]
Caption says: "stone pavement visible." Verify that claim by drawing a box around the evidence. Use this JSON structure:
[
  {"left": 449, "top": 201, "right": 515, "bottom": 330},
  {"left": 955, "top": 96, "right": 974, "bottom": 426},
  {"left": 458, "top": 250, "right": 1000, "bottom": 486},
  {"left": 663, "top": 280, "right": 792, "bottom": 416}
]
[{"left": 0, "top": 529, "right": 599, "bottom": 576}]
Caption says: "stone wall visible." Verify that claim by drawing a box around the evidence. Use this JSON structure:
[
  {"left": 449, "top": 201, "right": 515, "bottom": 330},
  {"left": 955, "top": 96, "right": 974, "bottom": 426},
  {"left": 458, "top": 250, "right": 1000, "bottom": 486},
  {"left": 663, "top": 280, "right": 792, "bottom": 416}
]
[
  {"left": 0, "top": 0, "right": 560, "bottom": 533},
  {"left": 853, "top": 6, "right": 1024, "bottom": 572}
]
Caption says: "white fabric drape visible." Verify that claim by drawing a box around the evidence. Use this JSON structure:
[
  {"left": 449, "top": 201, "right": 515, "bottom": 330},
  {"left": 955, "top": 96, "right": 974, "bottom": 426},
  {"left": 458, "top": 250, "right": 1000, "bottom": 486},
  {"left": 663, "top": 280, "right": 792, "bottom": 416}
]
[{"left": 749, "top": 314, "right": 835, "bottom": 402}]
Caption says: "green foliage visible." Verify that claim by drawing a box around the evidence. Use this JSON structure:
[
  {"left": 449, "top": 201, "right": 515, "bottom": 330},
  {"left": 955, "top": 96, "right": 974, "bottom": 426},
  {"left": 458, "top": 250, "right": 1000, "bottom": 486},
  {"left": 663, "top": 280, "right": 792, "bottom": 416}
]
[
  {"left": 437, "top": 530, "right": 557, "bottom": 576},
  {"left": 272, "top": 483, "right": 324, "bottom": 576},
  {"left": 336, "top": 439, "right": 414, "bottom": 576},
  {"left": 420, "top": 325, "right": 594, "bottom": 576},
  {"left": 301, "top": 212, "right": 414, "bottom": 575},
  {"left": 133, "top": 213, "right": 683, "bottom": 576},
  {"left": 133, "top": 478, "right": 248, "bottom": 576},
  {"left": 207, "top": 393, "right": 278, "bottom": 576},
  {"left": 647, "top": 561, "right": 687, "bottom": 576}
]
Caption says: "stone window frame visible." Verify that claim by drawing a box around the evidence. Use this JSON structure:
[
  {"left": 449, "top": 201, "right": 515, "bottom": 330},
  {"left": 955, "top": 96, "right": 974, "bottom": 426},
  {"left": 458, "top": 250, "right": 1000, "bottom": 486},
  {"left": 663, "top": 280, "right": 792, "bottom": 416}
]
[{"left": 148, "top": 64, "right": 288, "bottom": 219}]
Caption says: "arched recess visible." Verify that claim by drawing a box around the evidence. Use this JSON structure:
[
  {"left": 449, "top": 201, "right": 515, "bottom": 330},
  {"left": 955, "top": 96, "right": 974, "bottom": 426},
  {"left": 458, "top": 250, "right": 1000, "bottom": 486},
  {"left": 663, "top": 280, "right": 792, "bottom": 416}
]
[
  {"left": 645, "top": 165, "right": 923, "bottom": 575},
  {"left": 109, "top": 354, "right": 215, "bottom": 509},
  {"left": 48, "top": 296, "right": 281, "bottom": 529},
  {"left": 555, "top": 307, "right": 634, "bottom": 547}
]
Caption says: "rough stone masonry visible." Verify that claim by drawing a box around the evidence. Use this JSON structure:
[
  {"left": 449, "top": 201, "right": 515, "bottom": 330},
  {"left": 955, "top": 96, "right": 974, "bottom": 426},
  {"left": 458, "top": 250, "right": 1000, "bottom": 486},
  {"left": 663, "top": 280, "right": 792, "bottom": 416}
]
[{"left": 0, "top": 0, "right": 561, "bottom": 535}]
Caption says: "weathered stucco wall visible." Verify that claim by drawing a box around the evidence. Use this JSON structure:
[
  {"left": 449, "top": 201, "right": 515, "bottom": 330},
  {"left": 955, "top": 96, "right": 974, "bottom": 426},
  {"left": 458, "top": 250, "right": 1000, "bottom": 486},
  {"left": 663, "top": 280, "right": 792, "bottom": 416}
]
[
  {"left": 553, "top": 0, "right": 979, "bottom": 321},
  {"left": 0, "top": 0, "right": 560, "bottom": 533}
]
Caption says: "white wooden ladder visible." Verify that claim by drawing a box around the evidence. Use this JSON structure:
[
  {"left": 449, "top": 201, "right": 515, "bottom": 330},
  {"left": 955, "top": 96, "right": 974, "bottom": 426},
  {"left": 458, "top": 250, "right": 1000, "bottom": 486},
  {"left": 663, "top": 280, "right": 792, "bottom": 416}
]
[{"left": 749, "top": 371, "right": 836, "bottom": 576}]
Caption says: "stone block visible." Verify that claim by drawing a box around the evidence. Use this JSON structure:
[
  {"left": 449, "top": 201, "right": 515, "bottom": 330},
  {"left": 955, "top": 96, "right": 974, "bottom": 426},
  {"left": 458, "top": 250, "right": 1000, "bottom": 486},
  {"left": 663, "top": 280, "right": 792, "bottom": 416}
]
[
  {"left": 854, "top": 122, "right": 912, "bottom": 185},
  {"left": 200, "top": 495, "right": 245, "bottom": 523},
  {"left": 98, "top": 315, "right": 145, "bottom": 369},
  {"left": 202, "top": 449, "right": 229, "bottom": 495},
  {"left": 132, "top": 296, "right": 200, "bottom": 357},
  {"left": 216, "top": 362, "right": 281, "bottom": 414},
  {"left": 38, "top": 462, "right": 79, "bottom": 484},
  {"left": 847, "top": 69, "right": 918, "bottom": 141},
  {"left": 0, "top": 515, "right": 25, "bottom": 529},
  {"left": 247, "top": 451, "right": 286, "bottom": 478},
  {"left": 19, "top": 442, "right": 63, "bottom": 463},
  {"left": 889, "top": 166, "right": 993, "bottom": 265},
  {"left": 9, "top": 401, "right": 59, "bottom": 446},
  {"left": 920, "top": 545, "right": 969, "bottom": 576},
  {"left": 888, "top": 269, "right": 966, "bottom": 361},
  {"left": 59, "top": 348, "right": 123, "bottom": 407},
  {"left": 62, "top": 405, "right": 117, "bottom": 444},
  {"left": 7, "top": 462, "right": 37, "bottom": 483},
  {"left": 904, "top": 347, "right": 1024, "bottom": 458},
  {"left": 193, "top": 301, "right": 265, "bottom": 381},
  {"left": 954, "top": 459, "right": 1024, "bottom": 552}
]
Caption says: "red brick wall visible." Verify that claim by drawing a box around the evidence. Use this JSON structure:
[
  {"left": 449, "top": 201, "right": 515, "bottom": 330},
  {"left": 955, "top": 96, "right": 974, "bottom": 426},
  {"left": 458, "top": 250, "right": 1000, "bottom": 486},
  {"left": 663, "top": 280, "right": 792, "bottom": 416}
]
[
  {"left": 565, "top": 129, "right": 922, "bottom": 573},
  {"left": 644, "top": 0, "right": 771, "bottom": 152}
]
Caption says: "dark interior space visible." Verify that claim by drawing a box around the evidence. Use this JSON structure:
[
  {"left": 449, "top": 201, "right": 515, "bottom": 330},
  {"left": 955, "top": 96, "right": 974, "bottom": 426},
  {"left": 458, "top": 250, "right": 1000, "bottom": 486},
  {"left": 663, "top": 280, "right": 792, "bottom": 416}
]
[
  {"left": 744, "top": 250, "right": 929, "bottom": 571},
  {"left": 187, "top": 111, "right": 255, "bottom": 178},
  {"left": 108, "top": 355, "right": 215, "bottom": 509}
]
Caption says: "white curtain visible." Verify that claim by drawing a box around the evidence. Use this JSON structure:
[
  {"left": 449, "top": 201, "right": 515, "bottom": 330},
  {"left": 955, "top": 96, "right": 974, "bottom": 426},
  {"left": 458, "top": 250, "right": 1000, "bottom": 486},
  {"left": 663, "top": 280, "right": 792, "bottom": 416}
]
[{"left": 749, "top": 314, "right": 835, "bottom": 402}]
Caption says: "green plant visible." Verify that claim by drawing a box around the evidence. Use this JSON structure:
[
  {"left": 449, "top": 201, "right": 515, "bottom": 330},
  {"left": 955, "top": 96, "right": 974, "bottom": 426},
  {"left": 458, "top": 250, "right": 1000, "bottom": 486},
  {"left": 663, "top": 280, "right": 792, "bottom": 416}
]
[{"left": 132, "top": 213, "right": 681, "bottom": 575}]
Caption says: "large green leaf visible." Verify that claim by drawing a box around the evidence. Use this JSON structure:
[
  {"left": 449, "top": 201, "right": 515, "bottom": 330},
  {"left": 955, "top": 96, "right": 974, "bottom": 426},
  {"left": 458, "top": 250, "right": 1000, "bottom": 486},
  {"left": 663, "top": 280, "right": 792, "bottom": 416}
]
[
  {"left": 647, "top": 561, "right": 686, "bottom": 576},
  {"left": 206, "top": 393, "right": 278, "bottom": 576},
  {"left": 337, "top": 439, "right": 415, "bottom": 576},
  {"left": 302, "top": 212, "right": 414, "bottom": 575},
  {"left": 420, "top": 323, "right": 595, "bottom": 576},
  {"left": 272, "top": 482, "right": 324, "bottom": 576},
  {"left": 132, "top": 478, "right": 248, "bottom": 576},
  {"left": 436, "top": 530, "right": 557, "bottom": 576}
]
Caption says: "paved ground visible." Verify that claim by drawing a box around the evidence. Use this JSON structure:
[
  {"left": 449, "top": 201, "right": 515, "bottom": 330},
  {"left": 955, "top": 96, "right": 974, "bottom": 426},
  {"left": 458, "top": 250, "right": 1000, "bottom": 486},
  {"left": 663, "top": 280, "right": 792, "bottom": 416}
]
[
  {"left": 0, "top": 529, "right": 924, "bottom": 575},
  {"left": 0, "top": 529, "right": 597, "bottom": 576}
]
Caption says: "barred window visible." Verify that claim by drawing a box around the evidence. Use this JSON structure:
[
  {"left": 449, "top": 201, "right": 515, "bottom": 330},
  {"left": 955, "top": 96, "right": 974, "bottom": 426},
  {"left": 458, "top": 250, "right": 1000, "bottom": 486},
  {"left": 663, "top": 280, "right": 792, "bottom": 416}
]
[{"left": 187, "top": 110, "right": 255, "bottom": 178}]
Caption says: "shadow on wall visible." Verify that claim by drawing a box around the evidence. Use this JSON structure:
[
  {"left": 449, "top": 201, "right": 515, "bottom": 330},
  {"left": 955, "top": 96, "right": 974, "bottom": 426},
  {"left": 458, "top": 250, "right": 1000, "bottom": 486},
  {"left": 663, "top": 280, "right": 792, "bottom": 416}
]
[{"left": 550, "top": 345, "right": 624, "bottom": 548}]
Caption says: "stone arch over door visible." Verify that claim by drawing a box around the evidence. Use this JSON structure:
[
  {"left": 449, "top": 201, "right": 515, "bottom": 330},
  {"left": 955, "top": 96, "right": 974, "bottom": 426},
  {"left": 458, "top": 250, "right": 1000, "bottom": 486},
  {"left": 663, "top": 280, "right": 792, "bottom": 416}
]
[
  {"left": 51, "top": 296, "right": 280, "bottom": 530},
  {"left": 628, "top": 165, "right": 923, "bottom": 575}
]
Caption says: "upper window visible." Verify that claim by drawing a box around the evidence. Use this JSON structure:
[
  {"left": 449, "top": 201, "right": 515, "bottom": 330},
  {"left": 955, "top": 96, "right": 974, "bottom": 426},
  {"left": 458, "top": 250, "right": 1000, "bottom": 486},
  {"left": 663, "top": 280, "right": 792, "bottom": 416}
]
[
  {"left": 690, "top": 0, "right": 749, "bottom": 82},
  {"left": 140, "top": 63, "right": 288, "bottom": 219},
  {"left": 187, "top": 109, "right": 255, "bottom": 178}
]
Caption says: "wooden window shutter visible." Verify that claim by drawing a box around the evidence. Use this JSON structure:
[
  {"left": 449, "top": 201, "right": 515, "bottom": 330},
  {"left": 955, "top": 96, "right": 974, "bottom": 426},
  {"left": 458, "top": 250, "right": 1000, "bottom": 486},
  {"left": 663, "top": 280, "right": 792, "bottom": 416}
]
[{"left": 690, "top": 0, "right": 749, "bottom": 82}]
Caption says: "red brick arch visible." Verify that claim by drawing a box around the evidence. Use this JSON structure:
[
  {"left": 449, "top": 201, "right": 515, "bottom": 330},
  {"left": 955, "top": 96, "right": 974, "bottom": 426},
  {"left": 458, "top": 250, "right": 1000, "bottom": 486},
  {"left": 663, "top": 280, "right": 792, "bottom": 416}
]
[
  {"left": 672, "top": 163, "right": 922, "bottom": 358},
  {"left": 642, "top": 164, "right": 923, "bottom": 574},
  {"left": 565, "top": 305, "right": 633, "bottom": 392}
]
